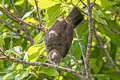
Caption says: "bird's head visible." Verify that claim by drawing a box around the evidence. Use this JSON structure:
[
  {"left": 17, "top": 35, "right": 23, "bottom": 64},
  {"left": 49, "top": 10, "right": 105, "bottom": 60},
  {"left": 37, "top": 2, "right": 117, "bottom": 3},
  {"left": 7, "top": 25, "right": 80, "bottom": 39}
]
[{"left": 48, "top": 49, "right": 61, "bottom": 65}]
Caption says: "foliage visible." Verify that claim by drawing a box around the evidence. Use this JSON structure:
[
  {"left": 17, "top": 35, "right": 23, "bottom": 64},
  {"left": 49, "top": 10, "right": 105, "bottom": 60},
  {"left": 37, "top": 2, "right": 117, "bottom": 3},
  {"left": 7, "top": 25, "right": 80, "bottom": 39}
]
[{"left": 0, "top": 0, "right": 120, "bottom": 80}]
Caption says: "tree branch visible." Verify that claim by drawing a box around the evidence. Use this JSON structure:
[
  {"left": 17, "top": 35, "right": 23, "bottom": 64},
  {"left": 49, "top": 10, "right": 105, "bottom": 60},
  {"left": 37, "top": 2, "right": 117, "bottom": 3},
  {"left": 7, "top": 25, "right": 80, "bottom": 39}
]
[
  {"left": 0, "top": 6, "right": 39, "bottom": 29},
  {"left": 5, "top": 25, "right": 29, "bottom": 41},
  {"left": 0, "top": 56, "right": 86, "bottom": 79},
  {"left": 18, "top": 0, "right": 34, "bottom": 45},
  {"left": 98, "top": 22, "right": 120, "bottom": 35},
  {"left": 85, "top": 0, "right": 95, "bottom": 79},
  {"left": 74, "top": 29, "right": 86, "bottom": 70},
  {"left": 90, "top": 0, "right": 96, "bottom": 7},
  {"left": 34, "top": 0, "right": 42, "bottom": 27},
  {"left": 21, "top": 24, "right": 34, "bottom": 45},
  {"left": 9, "top": 0, "right": 20, "bottom": 18},
  {"left": 21, "top": 0, "right": 27, "bottom": 17},
  {"left": 79, "top": 0, "right": 87, "bottom": 7},
  {"left": 67, "top": 53, "right": 84, "bottom": 70},
  {"left": 93, "top": 26, "right": 120, "bottom": 75},
  {"left": 34, "top": 0, "right": 46, "bottom": 32},
  {"left": 112, "top": 5, "right": 120, "bottom": 15},
  {"left": 0, "top": 18, "right": 23, "bottom": 31},
  {"left": 80, "top": 8, "right": 120, "bottom": 36},
  {"left": 0, "top": 18, "right": 34, "bottom": 45}
]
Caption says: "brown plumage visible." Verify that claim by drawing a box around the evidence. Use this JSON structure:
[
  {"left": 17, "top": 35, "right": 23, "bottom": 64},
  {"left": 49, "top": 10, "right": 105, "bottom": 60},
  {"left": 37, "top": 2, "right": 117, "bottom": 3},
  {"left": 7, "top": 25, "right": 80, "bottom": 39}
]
[{"left": 44, "top": 7, "right": 83, "bottom": 65}]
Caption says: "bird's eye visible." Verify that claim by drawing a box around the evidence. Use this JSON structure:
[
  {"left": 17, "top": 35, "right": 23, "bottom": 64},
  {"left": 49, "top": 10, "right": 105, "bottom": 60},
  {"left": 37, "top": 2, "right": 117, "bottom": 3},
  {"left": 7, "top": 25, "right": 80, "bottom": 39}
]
[{"left": 51, "top": 58, "right": 54, "bottom": 61}]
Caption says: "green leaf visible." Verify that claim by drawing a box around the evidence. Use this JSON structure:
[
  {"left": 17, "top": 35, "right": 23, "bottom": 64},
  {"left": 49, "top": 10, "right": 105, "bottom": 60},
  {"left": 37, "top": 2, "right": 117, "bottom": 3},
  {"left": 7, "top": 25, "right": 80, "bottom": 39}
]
[
  {"left": 14, "top": 0, "right": 24, "bottom": 5},
  {"left": 0, "top": 36, "right": 3, "bottom": 48},
  {"left": 27, "top": 43, "right": 45, "bottom": 62},
  {"left": 107, "top": 72, "right": 120, "bottom": 80},
  {"left": 22, "top": 8, "right": 36, "bottom": 20},
  {"left": 94, "top": 74, "right": 110, "bottom": 80},
  {"left": 90, "top": 58, "right": 103, "bottom": 73},
  {"left": 9, "top": 35, "right": 13, "bottom": 49},
  {"left": 93, "top": 9, "right": 107, "bottom": 25},
  {"left": 40, "top": 67, "right": 59, "bottom": 76},
  {"left": 3, "top": 71, "right": 16, "bottom": 80},
  {"left": 47, "top": 4, "right": 62, "bottom": 26},
  {"left": 34, "top": 31, "right": 44, "bottom": 44},
  {"left": 15, "top": 71, "right": 29, "bottom": 80},
  {"left": 96, "top": 0, "right": 102, "bottom": 6},
  {"left": 0, "top": 60, "right": 4, "bottom": 68},
  {"left": 29, "top": 18, "right": 39, "bottom": 25},
  {"left": 76, "top": 22, "right": 88, "bottom": 37},
  {"left": 22, "top": 11, "right": 32, "bottom": 20},
  {"left": 0, "top": 32, "right": 8, "bottom": 48},
  {"left": 70, "top": 40, "right": 82, "bottom": 59},
  {"left": 28, "top": 0, "right": 58, "bottom": 9},
  {"left": 100, "top": 0, "right": 116, "bottom": 7},
  {"left": 90, "top": 47, "right": 104, "bottom": 73},
  {"left": 98, "top": 20, "right": 120, "bottom": 46}
]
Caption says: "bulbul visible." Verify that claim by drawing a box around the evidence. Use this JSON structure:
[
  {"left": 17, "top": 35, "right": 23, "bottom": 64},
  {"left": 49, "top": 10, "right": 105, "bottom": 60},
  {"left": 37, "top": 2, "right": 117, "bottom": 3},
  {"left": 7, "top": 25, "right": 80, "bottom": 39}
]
[{"left": 44, "top": 7, "right": 83, "bottom": 65}]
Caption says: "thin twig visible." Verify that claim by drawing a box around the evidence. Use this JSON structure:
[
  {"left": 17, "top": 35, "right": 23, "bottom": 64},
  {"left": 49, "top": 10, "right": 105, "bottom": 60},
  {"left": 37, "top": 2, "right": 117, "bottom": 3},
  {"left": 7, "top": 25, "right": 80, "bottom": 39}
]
[
  {"left": 74, "top": 29, "right": 87, "bottom": 70},
  {"left": 0, "top": 6, "right": 39, "bottom": 29},
  {"left": 5, "top": 25, "right": 29, "bottom": 41},
  {"left": 21, "top": 0, "right": 27, "bottom": 17},
  {"left": 34, "top": 0, "right": 42, "bottom": 27},
  {"left": 0, "top": 56, "right": 86, "bottom": 79},
  {"left": 34, "top": 0, "right": 46, "bottom": 32},
  {"left": 0, "top": 18, "right": 23, "bottom": 31},
  {"left": 9, "top": 0, "right": 20, "bottom": 18},
  {"left": 19, "top": 0, "right": 34, "bottom": 45},
  {"left": 80, "top": 7, "right": 120, "bottom": 36},
  {"left": 93, "top": 26, "right": 120, "bottom": 75},
  {"left": 90, "top": 0, "right": 96, "bottom": 7},
  {"left": 0, "top": 19, "right": 31, "bottom": 43},
  {"left": 0, "top": 18, "right": 34, "bottom": 45},
  {"left": 112, "top": 5, "right": 120, "bottom": 15},
  {"left": 79, "top": 0, "right": 87, "bottom": 7},
  {"left": 22, "top": 24, "right": 34, "bottom": 45},
  {"left": 98, "top": 22, "right": 120, "bottom": 35},
  {"left": 31, "top": 67, "right": 42, "bottom": 80},
  {"left": 67, "top": 53, "right": 84, "bottom": 70}
]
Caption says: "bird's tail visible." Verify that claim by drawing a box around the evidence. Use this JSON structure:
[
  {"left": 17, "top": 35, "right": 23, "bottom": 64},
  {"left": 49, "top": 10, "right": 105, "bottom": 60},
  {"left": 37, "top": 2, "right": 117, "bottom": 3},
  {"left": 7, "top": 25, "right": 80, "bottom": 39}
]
[{"left": 66, "top": 7, "right": 84, "bottom": 28}]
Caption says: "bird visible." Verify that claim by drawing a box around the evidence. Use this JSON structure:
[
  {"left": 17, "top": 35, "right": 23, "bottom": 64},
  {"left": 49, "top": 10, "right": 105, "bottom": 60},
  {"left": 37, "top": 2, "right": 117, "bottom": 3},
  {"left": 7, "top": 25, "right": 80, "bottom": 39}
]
[{"left": 44, "top": 7, "right": 83, "bottom": 65}]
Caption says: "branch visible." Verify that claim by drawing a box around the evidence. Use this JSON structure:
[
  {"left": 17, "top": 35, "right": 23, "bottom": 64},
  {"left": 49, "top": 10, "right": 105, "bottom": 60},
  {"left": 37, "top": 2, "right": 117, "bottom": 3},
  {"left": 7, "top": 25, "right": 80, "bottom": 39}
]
[
  {"left": 5, "top": 25, "right": 29, "bottom": 41},
  {"left": 93, "top": 26, "right": 120, "bottom": 75},
  {"left": 22, "top": 24, "right": 34, "bottom": 45},
  {"left": 21, "top": 0, "right": 27, "bottom": 17},
  {"left": 74, "top": 29, "right": 86, "bottom": 70},
  {"left": 0, "top": 18, "right": 34, "bottom": 45},
  {"left": 79, "top": 0, "right": 87, "bottom": 7},
  {"left": 34, "top": 0, "right": 46, "bottom": 32},
  {"left": 0, "top": 18, "right": 23, "bottom": 31},
  {"left": 98, "top": 22, "right": 120, "bottom": 35},
  {"left": 9, "top": 0, "right": 20, "bottom": 18},
  {"left": 90, "top": 0, "right": 96, "bottom": 7},
  {"left": 80, "top": 12, "right": 120, "bottom": 36},
  {"left": 0, "top": 19, "right": 32, "bottom": 43},
  {"left": 81, "top": 9, "right": 120, "bottom": 35},
  {"left": 112, "top": 5, "right": 120, "bottom": 15},
  {"left": 67, "top": 53, "right": 84, "bottom": 70},
  {"left": 19, "top": 0, "right": 34, "bottom": 45},
  {"left": 0, "top": 56, "right": 87, "bottom": 79},
  {"left": 85, "top": 0, "right": 95, "bottom": 79},
  {"left": 34, "top": 0, "right": 42, "bottom": 27},
  {"left": 80, "top": 7, "right": 120, "bottom": 36},
  {"left": 0, "top": 6, "right": 39, "bottom": 29},
  {"left": 81, "top": 10, "right": 88, "bottom": 17}
]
